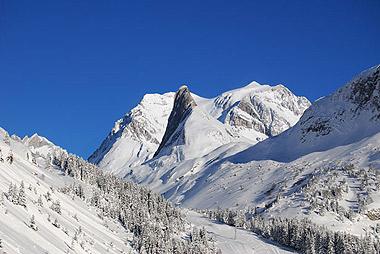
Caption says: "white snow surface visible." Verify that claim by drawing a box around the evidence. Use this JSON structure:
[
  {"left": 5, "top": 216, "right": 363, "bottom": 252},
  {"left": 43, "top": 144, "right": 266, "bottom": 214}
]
[{"left": 186, "top": 210, "right": 294, "bottom": 254}]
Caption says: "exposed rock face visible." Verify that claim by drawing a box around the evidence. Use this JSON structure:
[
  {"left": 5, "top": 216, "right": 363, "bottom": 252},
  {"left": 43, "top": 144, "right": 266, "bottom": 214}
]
[
  {"left": 300, "top": 65, "right": 380, "bottom": 140},
  {"left": 219, "top": 83, "right": 310, "bottom": 139},
  {"left": 154, "top": 85, "right": 197, "bottom": 157},
  {"left": 348, "top": 65, "right": 380, "bottom": 117}
]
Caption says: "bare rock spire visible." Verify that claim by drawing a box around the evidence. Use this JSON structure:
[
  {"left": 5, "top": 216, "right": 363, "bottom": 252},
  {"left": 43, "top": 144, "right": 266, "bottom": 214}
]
[{"left": 154, "top": 85, "right": 197, "bottom": 157}]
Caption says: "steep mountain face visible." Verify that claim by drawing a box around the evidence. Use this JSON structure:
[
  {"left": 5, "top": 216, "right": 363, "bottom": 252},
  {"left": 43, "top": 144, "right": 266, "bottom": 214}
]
[
  {"left": 88, "top": 92, "right": 175, "bottom": 173},
  {"left": 151, "top": 104, "right": 237, "bottom": 163},
  {"left": 154, "top": 85, "right": 197, "bottom": 157},
  {"left": 235, "top": 64, "right": 380, "bottom": 163},
  {"left": 90, "top": 81, "right": 310, "bottom": 174}
]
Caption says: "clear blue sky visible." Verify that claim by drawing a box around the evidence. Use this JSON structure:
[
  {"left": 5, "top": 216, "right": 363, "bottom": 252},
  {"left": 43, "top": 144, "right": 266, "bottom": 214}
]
[{"left": 0, "top": 0, "right": 379, "bottom": 158}]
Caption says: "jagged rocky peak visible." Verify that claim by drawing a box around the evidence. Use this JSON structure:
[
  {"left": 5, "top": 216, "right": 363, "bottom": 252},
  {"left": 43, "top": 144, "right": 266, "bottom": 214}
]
[
  {"left": 23, "top": 133, "right": 54, "bottom": 148},
  {"left": 154, "top": 85, "right": 197, "bottom": 157},
  {"left": 175, "top": 85, "right": 197, "bottom": 110}
]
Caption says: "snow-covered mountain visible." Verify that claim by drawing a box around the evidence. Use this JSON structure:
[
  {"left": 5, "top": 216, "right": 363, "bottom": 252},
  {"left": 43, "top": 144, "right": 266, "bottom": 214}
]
[
  {"left": 109, "top": 65, "right": 380, "bottom": 240},
  {"left": 235, "top": 64, "right": 380, "bottom": 163},
  {"left": 0, "top": 129, "right": 134, "bottom": 254},
  {"left": 3, "top": 65, "right": 380, "bottom": 253},
  {"left": 198, "top": 82, "right": 310, "bottom": 141},
  {"left": 88, "top": 92, "right": 175, "bottom": 172},
  {"left": 86, "top": 65, "right": 380, "bottom": 242},
  {"left": 89, "top": 81, "right": 310, "bottom": 174}
]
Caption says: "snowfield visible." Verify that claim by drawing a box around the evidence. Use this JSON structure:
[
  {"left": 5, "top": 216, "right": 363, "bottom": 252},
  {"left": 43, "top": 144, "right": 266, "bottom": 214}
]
[{"left": 186, "top": 210, "right": 294, "bottom": 254}]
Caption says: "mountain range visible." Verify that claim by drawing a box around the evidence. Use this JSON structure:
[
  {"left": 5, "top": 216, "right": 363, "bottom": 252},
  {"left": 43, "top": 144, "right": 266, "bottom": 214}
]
[{"left": 89, "top": 65, "right": 380, "bottom": 237}]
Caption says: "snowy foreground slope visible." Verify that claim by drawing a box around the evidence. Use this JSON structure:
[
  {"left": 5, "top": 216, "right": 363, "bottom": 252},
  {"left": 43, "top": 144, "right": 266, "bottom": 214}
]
[
  {"left": 89, "top": 81, "right": 309, "bottom": 174},
  {"left": 0, "top": 129, "right": 134, "bottom": 254},
  {"left": 0, "top": 128, "right": 295, "bottom": 254}
]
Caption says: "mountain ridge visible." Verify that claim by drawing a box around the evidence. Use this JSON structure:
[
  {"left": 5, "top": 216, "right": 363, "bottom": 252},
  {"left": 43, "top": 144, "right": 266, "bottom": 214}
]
[{"left": 89, "top": 81, "right": 310, "bottom": 174}]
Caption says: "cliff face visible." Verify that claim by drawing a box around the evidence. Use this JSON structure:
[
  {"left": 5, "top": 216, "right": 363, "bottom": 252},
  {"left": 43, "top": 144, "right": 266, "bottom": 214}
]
[{"left": 154, "top": 85, "right": 197, "bottom": 157}]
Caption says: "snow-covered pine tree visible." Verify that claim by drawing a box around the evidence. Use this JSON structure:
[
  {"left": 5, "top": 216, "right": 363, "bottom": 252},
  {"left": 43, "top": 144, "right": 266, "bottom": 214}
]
[
  {"left": 6, "top": 152, "right": 13, "bottom": 164},
  {"left": 50, "top": 200, "right": 61, "bottom": 214},
  {"left": 52, "top": 218, "right": 60, "bottom": 228},
  {"left": 37, "top": 195, "right": 43, "bottom": 207},
  {"left": 0, "top": 192, "right": 4, "bottom": 207},
  {"left": 7, "top": 183, "right": 18, "bottom": 204},
  {"left": 18, "top": 181, "right": 26, "bottom": 208},
  {"left": 52, "top": 152, "right": 216, "bottom": 254},
  {"left": 30, "top": 215, "right": 38, "bottom": 231}
]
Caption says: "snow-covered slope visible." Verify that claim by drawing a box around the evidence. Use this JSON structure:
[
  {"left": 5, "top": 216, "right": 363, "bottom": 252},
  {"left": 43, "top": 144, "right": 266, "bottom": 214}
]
[
  {"left": 88, "top": 92, "right": 175, "bottom": 171},
  {"left": 119, "top": 65, "right": 380, "bottom": 238},
  {"left": 0, "top": 129, "right": 134, "bottom": 254},
  {"left": 90, "top": 81, "right": 310, "bottom": 174},
  {"left": 235, "top": 65, "right": 380, "bottom": 163},
  {"left": 186, "top": 210, "right": 294, "bottom": 254},
  {"left": 0, "top": 127, "right": 290, "bottom": 254},
  {"left": 0, "top": 129, "right": 218, "bottom": 254}
]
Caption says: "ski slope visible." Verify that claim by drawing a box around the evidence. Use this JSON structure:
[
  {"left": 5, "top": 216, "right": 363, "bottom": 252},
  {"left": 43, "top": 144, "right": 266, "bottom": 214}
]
[{"left": 186, "top": 211, "right": 294, "bottom": 254}]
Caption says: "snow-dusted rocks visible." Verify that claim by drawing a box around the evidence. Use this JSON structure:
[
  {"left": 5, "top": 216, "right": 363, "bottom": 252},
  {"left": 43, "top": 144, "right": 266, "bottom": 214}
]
[
  {"left": 236, "top": 64, "right": 380, "bottom": 163},
  {"left": 202, "top": 82, "right": 310, "bottom": 141},
  {"left": 88, "top": 92, "right": 175, "bottom": 173},
  {"left": 90, "top": 81, "right": 310, "bottom": 175}
]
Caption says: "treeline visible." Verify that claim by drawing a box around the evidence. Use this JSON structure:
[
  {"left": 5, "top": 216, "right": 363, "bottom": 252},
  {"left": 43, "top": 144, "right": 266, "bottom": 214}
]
[
  {"left": 52, "top": 151, "right": 216, "bottom": 254},
  {"left": 202, "top": 208, "right": 380, "bottom": 254}
]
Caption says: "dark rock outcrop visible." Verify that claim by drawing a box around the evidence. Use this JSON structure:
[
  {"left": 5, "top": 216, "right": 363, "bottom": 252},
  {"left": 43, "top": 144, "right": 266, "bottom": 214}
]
[{"left": 154, "top": 85, "right": 197, "bottom": 157}]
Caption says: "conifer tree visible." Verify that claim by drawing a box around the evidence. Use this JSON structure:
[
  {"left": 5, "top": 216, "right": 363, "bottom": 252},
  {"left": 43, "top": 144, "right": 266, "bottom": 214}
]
[
  {"left": 30, "top": 215, "right": 38, "bottom": 231},
  {"left": 18, "top": 181, "right": 26, "bottom": 208}
]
